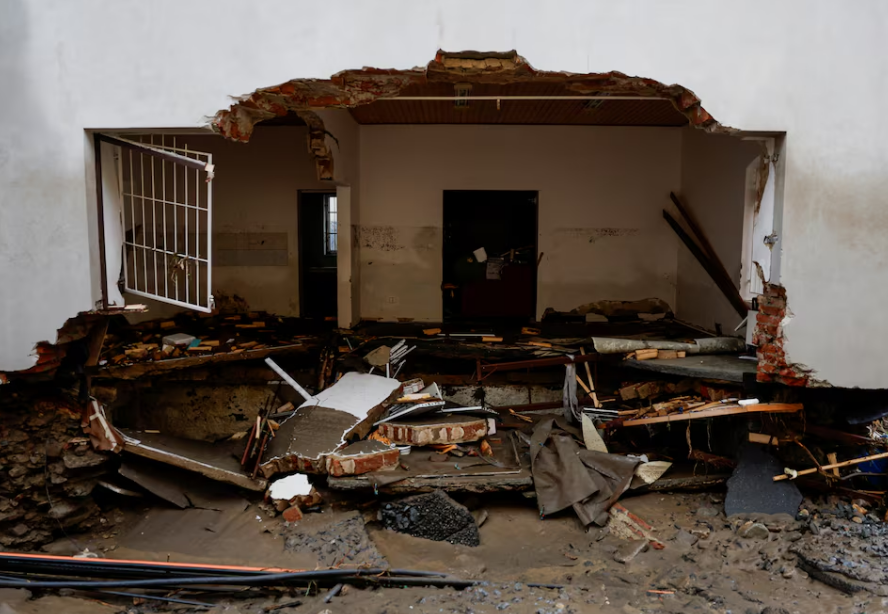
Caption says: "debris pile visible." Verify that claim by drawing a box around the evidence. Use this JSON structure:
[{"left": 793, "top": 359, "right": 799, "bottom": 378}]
[{"left": 0, "top": 394, "right": 114, "bottom": 548}]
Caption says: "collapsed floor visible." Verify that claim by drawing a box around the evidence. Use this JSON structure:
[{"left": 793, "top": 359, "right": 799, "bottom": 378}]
[{"left": 2, "top": 308, "right": 888, "bottom": 612}]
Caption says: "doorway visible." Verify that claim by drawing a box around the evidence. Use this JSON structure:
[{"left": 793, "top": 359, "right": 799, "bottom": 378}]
[
  {"left": 298, "top": 191, "right": 338, "bottom": 318},
  {"left": 442, "top": 190, "right": 538, "bottom": 321}
]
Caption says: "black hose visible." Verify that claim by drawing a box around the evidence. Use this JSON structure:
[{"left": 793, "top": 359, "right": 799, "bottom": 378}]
[
  {"left": 97, "top": 590, "right": 214, "bottom": 607},
  {"left": 0, "top": 568, "right": 391, "bottom": 590}
]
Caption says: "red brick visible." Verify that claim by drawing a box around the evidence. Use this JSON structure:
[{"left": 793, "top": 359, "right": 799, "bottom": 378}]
[
  {"left": 757, "top": 294, "right": 786, "bottom": 310},
  {"left": 757, "top": 343, "right": 784, "bottom": 359},
  {"left": 757, "top": 362, "right": 780, "bottom": 374},
  {"left": 751, "top": 332, "right": 771, "bottom": 347},
  {"left": 756, "top": 313, "right": 782, "bottom": 328},
  {"left": 758, "top": 305, "right": 784, "bottom": 317},
  {"left": 756, "top": 372, "right": 774, "bottom": 383},
  {"left": 764, "top": 284, "right": 786, "bottom": 299},
  {"left": 282, "top": 505, "right": 303, "bottom": 523}
]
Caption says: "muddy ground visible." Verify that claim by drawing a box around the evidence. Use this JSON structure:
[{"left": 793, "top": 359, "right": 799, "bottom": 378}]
[{"left": 4, "top": 490, "right": 886, "bottom": 614}]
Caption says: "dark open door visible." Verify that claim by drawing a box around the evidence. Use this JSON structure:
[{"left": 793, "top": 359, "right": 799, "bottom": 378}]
[
  {"left": 298, "top": 191, "right": 338, "bottom": 318},
  {"left": 442, "top": 190, "right": 538, "bottom": 321}
]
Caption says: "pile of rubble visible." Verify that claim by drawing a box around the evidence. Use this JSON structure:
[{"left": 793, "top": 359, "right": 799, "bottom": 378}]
[{"left": 0, "top": 393, "right": 114, "bottom": 548}]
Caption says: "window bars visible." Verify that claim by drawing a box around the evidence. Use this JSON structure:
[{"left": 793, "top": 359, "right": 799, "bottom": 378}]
[{"left": 113, "top": 134, "right": 215, "bottom": 312}]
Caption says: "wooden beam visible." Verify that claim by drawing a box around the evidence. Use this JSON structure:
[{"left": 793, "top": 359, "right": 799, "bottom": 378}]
[
  {"left": 663, "top": 210, "right": 748, "bottom": 317},
  {"left": 670, "top": 192, "right": 738, "bottom": 301},
  {"left": 620, "top": 403, "right": 803, "bottom": 427}
]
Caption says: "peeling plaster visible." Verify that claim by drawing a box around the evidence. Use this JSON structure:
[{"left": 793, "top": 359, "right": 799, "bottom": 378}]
[{"left": 211, "top": 50, "right": 729, "bottom": 181}]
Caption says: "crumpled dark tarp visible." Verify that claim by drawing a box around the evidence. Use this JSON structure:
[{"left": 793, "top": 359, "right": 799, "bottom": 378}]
[{"left": 530, "top": 418, "right": 639, "bottom": 526}]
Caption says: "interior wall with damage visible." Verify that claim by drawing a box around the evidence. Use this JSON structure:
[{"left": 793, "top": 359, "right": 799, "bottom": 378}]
[
  {"left": 316, "top": 109, "right": 362, "bottom": 327},
  {"left": 675, "top": 128, "right": 761, "bottom": 333},
  {"left": 8, "top": 2, "right": 888, "bottom": 386},
  {"left": 118, "top": 127, "right": 325, "bottom": 320},
  {"left": 358, "top": 125, "right": 682, "bottom": 321}
]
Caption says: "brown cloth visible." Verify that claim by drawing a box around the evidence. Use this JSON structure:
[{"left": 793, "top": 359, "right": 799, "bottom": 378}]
[{"left": 530, "top": 417, "right": 639, "bottom": 526}]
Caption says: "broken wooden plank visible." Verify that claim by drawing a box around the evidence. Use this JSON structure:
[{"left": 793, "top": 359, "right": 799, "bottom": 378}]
[
  {"left": 663, "top": 208, "right": 748, "bottom": 317},
  {"left": 580, "top": 347, "right": 600, "bottom": 408},
  {"left": 633, "top": 348, "right": 659, "bottom": 361},
  {"left": 749, "top": 432, "right": 780, "bottom": 446},
  {"left": 827, "top": 452, "right": 840, "bottom": 477},
  {"left": 656, "top": 350, "right": 686, "bottom": 360},
  {"left": 99, "top": 344, "right": 307, "bottom": 379},
  {"left": 119, "top": 429, "right": 266, "bottom": 491},
  {"left": 620, "top": 403, "right": 803, "bottom": 427}
]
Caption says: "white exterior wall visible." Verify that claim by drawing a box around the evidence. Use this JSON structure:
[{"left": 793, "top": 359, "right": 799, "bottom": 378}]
[
  {"left": 2, "top": 0, "right": 887, "bottom": 387},
  {"left": 359, "top": 125, "right": 681, "bottom": 320}
]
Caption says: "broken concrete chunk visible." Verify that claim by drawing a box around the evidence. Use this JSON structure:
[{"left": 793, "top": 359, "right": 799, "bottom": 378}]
[
  {"left": 325, "top": 440, "right": 399, "bottom": 476},
  {"left": 268, "top": 473, "right": 312, "bottom": 501},
  {"left": 737, "top": 520, "right": 770, "bottom": 540},
  {"left": 614, "top": 539, "right": 649, "bottom": 563},
  {"left": 162, "top": 333, "right": 196, "bottom": 347},
  {"left": 267, "top": 473, "right": 322, "bottom": 512},
  {"left": 380, "top": 490, "right": 480, "bottom": 546},
  {"left": 377, "top": 415, "right": 490, "bottom": 446},
  {"left": 364, "top": 345, "right": 391, "bottom": 367},
  {"left": 260, "top": 373, "right": 401, "bottom": 478}
]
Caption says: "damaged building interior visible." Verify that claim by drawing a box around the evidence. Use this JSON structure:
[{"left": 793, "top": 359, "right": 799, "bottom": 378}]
[{"left": 2, "top": 51, "right": 886, "bottom": 613}]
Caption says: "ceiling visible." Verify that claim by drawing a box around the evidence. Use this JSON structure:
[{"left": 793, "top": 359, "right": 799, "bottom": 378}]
[{"left": 348, "top": 81, "right": 689, "bottom": 127}]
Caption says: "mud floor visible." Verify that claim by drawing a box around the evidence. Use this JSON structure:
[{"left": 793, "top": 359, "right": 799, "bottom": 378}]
[{"left": 5, "top": 492, "right": 888, "bottom": 613}]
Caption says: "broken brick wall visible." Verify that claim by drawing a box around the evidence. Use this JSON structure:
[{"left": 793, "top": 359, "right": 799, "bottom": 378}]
[
  {"left": 0, "top": 391, "right": 113, "bottom": 548},
  {"left": 754, "top": 284, "right": 813, "bottom": 387}
]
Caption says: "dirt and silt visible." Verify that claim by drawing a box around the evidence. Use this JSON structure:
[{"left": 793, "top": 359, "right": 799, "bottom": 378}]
[{"left": 6, "top": 486, "right": 888, "bottom": 614}]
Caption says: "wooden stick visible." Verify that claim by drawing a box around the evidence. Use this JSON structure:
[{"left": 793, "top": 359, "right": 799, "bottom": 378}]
[
  {"left": 575, "top": 374, "right": 592, "bottom": 395},
  {"left": 670, "top": 192, "right": 736, "bottom": 299},
  {"left": 663, "top": 210, "right": 748, "bottom": 317},
  {"left": 240, "top": 418, "right": 259, "bottom": 466},
  {"left": 621, "top": 403, "right": 803, "bottom": 427},
  {"left": 580, "top": 348, "right": 600, "bottom": 409},
  {"left": 774, "top": 450, "right": 888, "bottom": 482}
]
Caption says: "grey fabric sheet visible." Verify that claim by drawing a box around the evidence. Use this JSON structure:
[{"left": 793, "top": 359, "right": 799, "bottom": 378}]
[{"left": 530, "top": 418, "right": 639, "bottom": 526}]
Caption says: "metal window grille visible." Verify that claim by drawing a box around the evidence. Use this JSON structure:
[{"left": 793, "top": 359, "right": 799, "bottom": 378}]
[
  {"left": 117, "top": 135, "right": 214, "bottom": 312},
  {"left": 324, "top": 194, "right": 338, "bottom": 254}
]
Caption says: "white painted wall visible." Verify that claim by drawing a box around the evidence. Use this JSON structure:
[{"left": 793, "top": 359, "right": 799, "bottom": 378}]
[
  {"left": 2, "top": 0, "right": 888, "bottom": 386},
  {"left": 676, "top": 128, "right": 761, "bottom": 333},
  {"left": 359, "top": 125, "right": 681, "bottom": 320}
]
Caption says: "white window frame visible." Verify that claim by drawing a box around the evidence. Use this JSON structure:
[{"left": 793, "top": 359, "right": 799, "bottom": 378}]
[{"left": 324, "top": 193, "right": 338, "bottom": 255}]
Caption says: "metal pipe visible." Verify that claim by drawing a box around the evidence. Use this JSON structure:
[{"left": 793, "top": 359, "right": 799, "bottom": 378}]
[
  {"left": 264, "top": 358, "right": 313, "bottom": 402},
  {"left": 379, "top": 96, "right": 668, "bottom": 102}
]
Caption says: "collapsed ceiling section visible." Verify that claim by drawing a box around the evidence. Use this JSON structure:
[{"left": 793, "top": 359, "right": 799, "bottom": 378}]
[{"left": 211, "top": 50, "right": 723, "bottom": 179}]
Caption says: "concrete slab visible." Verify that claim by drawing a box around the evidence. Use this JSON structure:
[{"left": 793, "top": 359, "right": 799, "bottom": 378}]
[
  {"left": 119, "top": 429, "right": 266, "bottom": 491},
  {"left": 260, "top": 373, "right": 401, "bottom": 477},
  {"left": 621, "top": 355, "right": 757, "bottom": 383}
]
